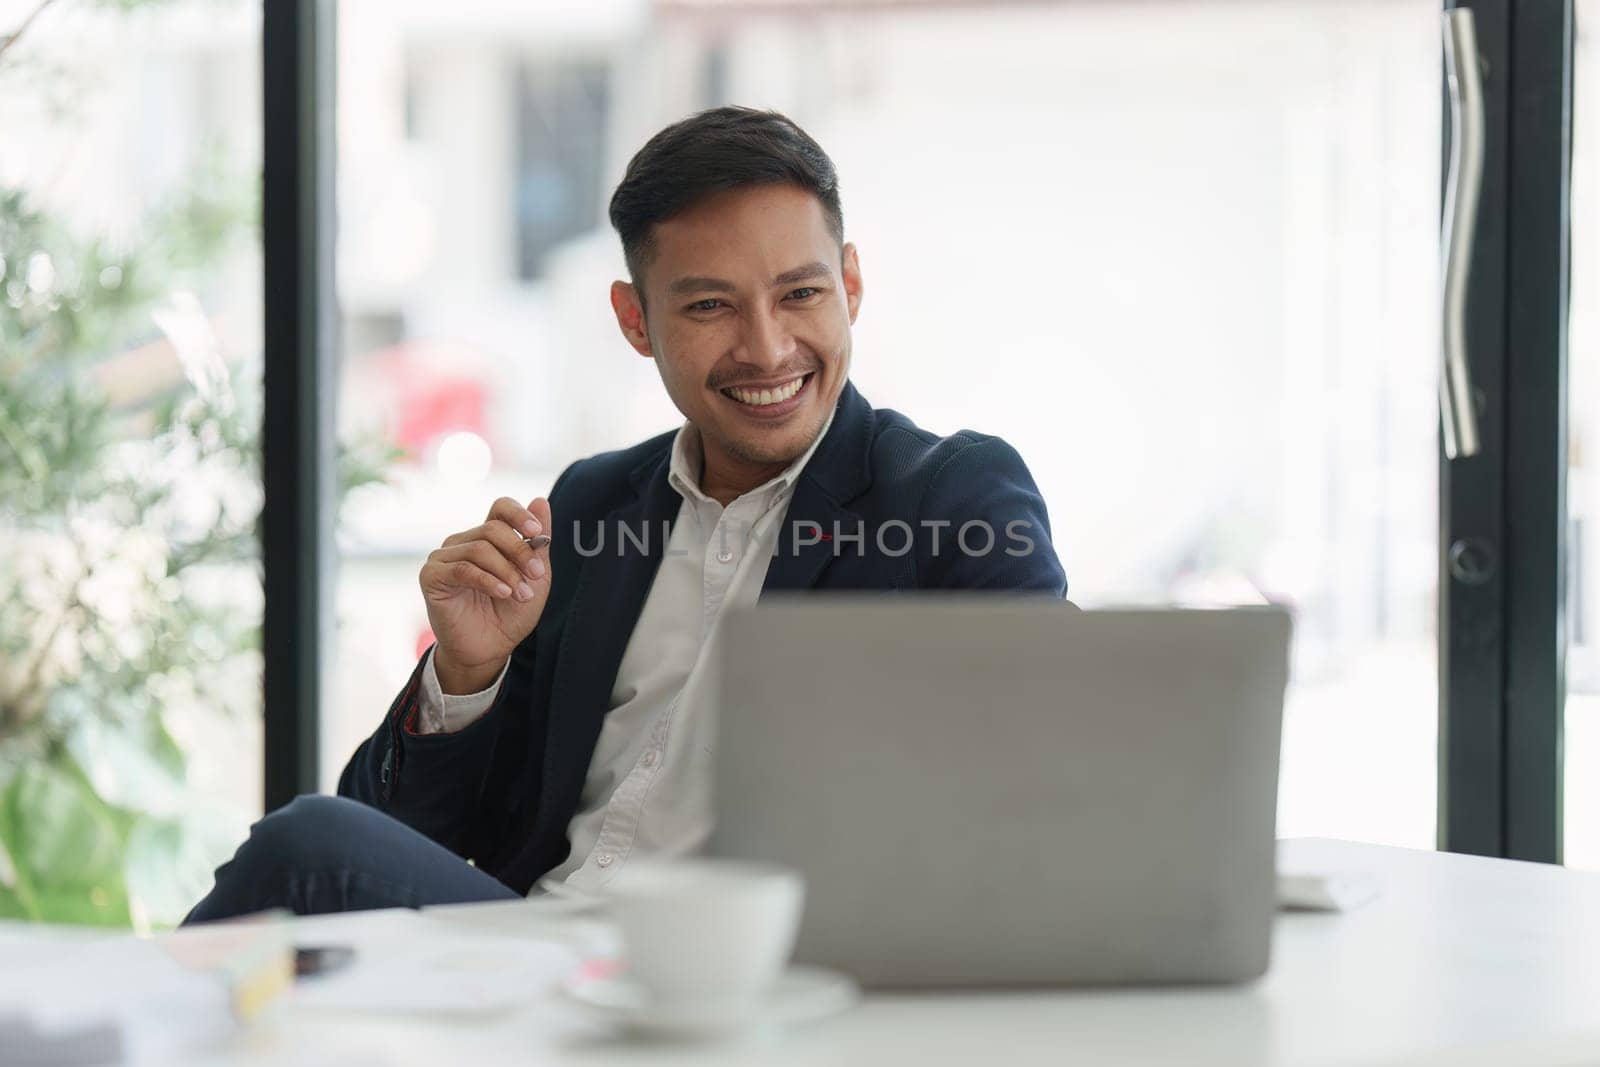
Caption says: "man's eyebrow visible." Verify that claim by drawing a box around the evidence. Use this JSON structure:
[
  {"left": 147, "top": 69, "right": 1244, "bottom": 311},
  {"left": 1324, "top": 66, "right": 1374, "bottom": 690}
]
[
  {"left": 771, "top": 261, "right": 832, "bottom": 287},
  {"left": 666, "top": 262, "right": 834, "bottom": 297},
  {"left": 667, "top": 275, "right": 736, "bottom": 296}
]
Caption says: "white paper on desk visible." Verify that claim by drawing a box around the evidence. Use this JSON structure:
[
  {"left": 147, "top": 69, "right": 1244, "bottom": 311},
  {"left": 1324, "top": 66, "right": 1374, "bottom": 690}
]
[
  {"left": 0, "top": 935, "right": 239, "bottom": 1066},
  {"left": 291, "top": 935, "right": 581, "bottom": 1017},
  {"left": 1277, "top": 870, "right": 1382, "bottom": 912}
]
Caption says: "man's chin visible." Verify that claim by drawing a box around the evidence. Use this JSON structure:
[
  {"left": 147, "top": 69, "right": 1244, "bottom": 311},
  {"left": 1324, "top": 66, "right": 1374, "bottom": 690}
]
[
  {"left": 718, "top": 417, "right": 825, "bottom": 469},
  {"left": 710, "top": 401, "right": 824, "bottom": 462},
  {"left": 724, "top": 437, "right": 808, "bottom": 468}
]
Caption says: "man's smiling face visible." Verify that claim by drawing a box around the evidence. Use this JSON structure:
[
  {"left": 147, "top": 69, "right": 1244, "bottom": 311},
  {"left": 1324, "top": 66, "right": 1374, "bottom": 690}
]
[{"left": 610, "top": 183, "right": 863, "bottom": 482}]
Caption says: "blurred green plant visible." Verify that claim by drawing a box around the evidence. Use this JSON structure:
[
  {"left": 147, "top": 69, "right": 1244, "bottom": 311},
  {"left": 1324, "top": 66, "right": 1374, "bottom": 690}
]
[{"left": 0, "top": 1, "right": 401, "bottom": 929}]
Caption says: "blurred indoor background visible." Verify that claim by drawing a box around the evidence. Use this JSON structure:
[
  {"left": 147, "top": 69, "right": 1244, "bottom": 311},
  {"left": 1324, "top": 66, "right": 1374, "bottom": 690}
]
[{"left": 0, "top": 0, "right": 1594, "bottom": 928}]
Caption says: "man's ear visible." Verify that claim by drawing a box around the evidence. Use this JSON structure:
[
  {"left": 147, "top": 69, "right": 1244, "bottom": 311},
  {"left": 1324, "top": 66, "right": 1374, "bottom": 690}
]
[
  {"left": 841, "top": 243, "right": 864, "bottom": 325},
  {"left": 610, "top": 280, "right": 653, "bottom": 358}
]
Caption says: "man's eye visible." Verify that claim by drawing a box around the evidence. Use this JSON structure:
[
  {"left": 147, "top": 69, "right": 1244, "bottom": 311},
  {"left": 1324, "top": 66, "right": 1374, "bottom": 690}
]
[
  {"left": 786, "top": 287, "right": 820, "bottom": 301},
  {"left": 688, "top": 299, "right": 724, "bottom": 312}
]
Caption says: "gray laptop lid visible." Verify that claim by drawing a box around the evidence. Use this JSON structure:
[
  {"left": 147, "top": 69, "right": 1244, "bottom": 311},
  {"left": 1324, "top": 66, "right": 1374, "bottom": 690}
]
[{"left": 710, "top": 598, "right": 1291, "bottom": 988}]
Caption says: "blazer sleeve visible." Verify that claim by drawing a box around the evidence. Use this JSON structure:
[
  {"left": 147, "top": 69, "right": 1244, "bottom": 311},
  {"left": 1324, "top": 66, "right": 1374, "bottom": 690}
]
[
  {"left": 337, "top": 639, "right": 536, "bottom": 859},
  {"left": 914, "top": 435, "right": 1068, "bottom": 595},
  {"left": 336, "top": 463, "right": 577, "bottom": 859}
]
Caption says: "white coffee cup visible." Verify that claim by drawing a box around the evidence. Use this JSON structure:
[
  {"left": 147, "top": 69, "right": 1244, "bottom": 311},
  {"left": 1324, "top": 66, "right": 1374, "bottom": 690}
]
[{"left": 601, "top": 858, "right": 805, "bottom": 1012}]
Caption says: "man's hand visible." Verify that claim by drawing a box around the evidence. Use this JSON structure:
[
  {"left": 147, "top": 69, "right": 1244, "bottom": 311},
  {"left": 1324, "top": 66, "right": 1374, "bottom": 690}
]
[{"left": 420, "top": 496, "right": 554, "bottom": 694}]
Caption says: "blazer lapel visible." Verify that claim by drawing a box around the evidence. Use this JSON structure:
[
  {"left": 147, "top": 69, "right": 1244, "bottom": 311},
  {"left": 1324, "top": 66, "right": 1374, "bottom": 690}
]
[
  {"left": 534, "top": 453, "right": 680, "bottom": 839},
  {"left": 761, "top": 478, "right": 859, "bottom": 592},
  {"left": 762, "top": 381, "right": 876, "bottom": 594}
]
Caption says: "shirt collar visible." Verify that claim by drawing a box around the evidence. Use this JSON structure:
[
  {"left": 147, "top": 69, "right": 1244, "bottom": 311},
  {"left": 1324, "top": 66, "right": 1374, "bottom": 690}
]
[{"left": 667, "top": 405, "right": 837, "bottom": 508}]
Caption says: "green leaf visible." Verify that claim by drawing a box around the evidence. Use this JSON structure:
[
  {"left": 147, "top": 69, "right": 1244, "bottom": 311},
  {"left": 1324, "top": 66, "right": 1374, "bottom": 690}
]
[
  {"left": 65, "top": 711, "right": 188, "bottom": 818},
  {"left": 0, "top": 761, "right": 130, "bottom": 926},
  {"left": 0, "top": 884, "right": 31, "bottom": 920},
  {"left": 26, "top": 884, "right": 130, "bottom": 927},
  {"left": 150, "top": 714, "right": 186, "bottom": 779},
  {"left": 1, "top": 762, "right": 120, "bottom": 884}
]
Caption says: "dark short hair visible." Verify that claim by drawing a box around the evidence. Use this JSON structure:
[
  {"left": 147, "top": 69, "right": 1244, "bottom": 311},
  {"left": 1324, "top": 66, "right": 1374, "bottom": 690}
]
[{"left": 608, "top": 106, "right": 845, "bottom": 288}]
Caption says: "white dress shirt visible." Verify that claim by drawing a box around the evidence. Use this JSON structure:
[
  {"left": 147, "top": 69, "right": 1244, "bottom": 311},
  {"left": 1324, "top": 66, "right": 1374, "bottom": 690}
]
[{"left": 413, "top": 410, "right": 834, "bottom": 893}]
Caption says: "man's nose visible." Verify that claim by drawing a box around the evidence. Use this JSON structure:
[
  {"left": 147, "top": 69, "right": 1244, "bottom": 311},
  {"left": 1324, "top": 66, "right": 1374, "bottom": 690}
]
[{"left": 737, "top": 306, "right": 797, "bottom": 370}]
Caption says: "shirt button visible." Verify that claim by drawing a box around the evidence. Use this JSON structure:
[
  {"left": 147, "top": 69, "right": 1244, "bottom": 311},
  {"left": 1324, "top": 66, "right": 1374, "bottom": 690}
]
[
  {"left": 716, "top": 549, "right": 734, "bottom": 563},
  {"left": 596, "top": 853, "right": 614, "bottom": 869},
  {"left": 640, "top": 750, "right": 658, "bottom": 768}
]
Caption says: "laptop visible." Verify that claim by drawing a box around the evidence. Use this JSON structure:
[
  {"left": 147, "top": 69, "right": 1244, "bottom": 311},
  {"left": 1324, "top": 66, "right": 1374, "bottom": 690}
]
[{"left": 708, "top": 597, "right": 1292, "bottom": 988}]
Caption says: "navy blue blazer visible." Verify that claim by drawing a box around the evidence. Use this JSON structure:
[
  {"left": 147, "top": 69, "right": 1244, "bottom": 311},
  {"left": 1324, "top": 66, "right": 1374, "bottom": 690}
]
[{"left": 338, "top": 382, "right": 1067, "bottom": 893}]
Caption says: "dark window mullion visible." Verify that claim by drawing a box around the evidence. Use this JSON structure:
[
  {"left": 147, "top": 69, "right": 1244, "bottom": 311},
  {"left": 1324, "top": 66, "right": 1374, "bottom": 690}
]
[
  {"left": 1440, "top": 0, "right": 1512, "bottom": 859},
  {"left": 262, "top": 0, "right": 336, "bottom": 812},
  {"left": 1439, "top": 0, "right": 1572, "bottom": 863},
  {"left": 1501, "top": 0, "right": 1572, "bottom": 863}
]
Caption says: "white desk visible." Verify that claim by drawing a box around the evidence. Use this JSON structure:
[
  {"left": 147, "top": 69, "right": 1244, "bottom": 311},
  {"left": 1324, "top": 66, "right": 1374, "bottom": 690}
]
[{"left": 12, "top": 839, "right": 1600, "bottom": 1066}]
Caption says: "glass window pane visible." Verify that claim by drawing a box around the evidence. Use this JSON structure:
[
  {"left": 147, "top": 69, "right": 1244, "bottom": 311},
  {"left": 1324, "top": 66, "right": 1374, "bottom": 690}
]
[
  {"left": 0, "top": 1, "right": 263, "bottom": 928},
  {"left": 330, "top": 0, "right": 1441, "bottom": 850},
  {"left": 1566, "top": 0, "right": 1598, "bottom": 870}
]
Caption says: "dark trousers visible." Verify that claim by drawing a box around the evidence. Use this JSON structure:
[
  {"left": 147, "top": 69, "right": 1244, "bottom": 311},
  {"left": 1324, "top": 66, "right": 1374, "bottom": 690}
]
[{"left": 182, "top": 794, "right": 520, "bottom": 925}]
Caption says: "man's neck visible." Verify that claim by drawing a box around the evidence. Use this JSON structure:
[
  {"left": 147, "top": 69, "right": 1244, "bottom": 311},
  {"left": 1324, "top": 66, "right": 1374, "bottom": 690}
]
[{"left": 698, "top": 446, "right": 789, "bottom": 507}]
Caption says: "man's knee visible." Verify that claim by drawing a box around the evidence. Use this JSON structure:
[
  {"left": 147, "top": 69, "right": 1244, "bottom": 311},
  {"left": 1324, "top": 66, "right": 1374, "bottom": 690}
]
[{"left": 237, "top": 794, "right": 379, "bottom": 875}]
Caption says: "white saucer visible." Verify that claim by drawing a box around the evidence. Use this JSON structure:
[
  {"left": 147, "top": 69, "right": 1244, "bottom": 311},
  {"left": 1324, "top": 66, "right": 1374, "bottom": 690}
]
[{"left": 555, "top": 965, "right": 860, "bottom": 1039}]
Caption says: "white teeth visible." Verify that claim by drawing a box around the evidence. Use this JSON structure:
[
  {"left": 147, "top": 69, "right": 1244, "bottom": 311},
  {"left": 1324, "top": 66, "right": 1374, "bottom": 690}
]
[{"left": 727, "top": 377, "right": 805, "bottom": 407}]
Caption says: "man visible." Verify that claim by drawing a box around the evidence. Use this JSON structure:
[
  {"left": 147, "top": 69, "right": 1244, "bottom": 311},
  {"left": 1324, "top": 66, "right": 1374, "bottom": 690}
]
[{"left": 186, "top": 107, "right": 1066, "bottom": 922}]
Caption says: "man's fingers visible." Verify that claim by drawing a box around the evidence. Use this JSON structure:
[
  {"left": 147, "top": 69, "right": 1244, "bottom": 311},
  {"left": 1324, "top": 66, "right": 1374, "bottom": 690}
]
[
  {"left": 429, "top": 542, "right": 534, "bottom": 600},
  {"left": 528, "top": 497, "right": 553, "bottom": 540},
  {"left": 486, "top": 495, "right": 543, "bottom": 539},
  {"left": 478, "top": 518, "right": 546, "bottom": 581},
  {"left": 444, "top": 496, "right": 553, "bottom": 581},
  {"left": 440, "top": 520, "right": 530, "bottom": 565},
  {"left": 423, "top": 555, "right": 514, "bottom": 601},
  {"left": 522, "top": 500, "right": 553, "bottom": 566},
  {"left": 485, "top": 495, "right": 524, "bottom": 527}
]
